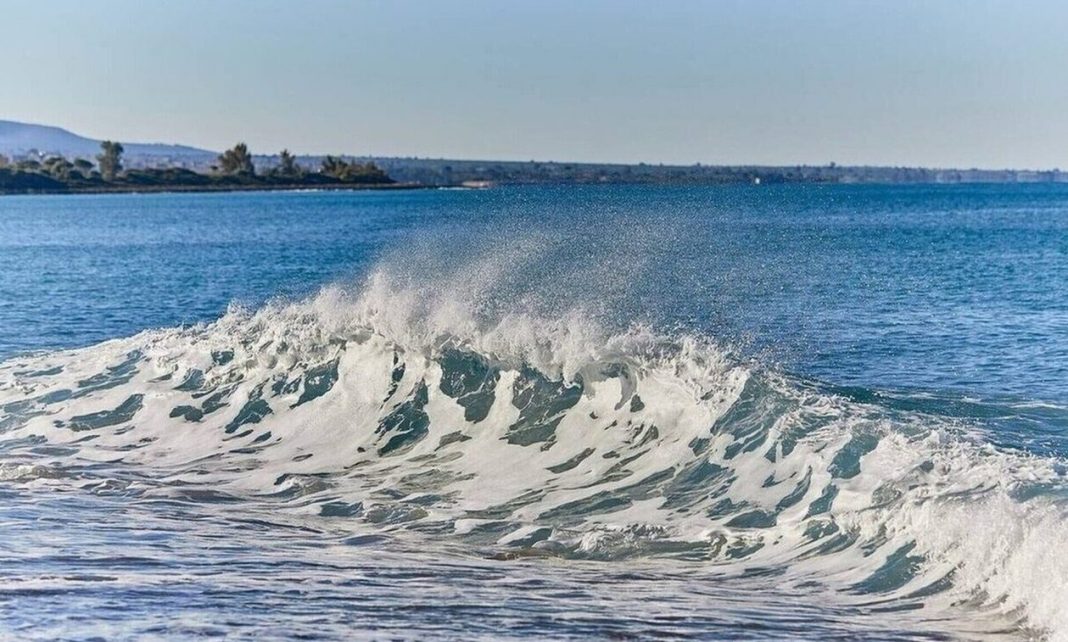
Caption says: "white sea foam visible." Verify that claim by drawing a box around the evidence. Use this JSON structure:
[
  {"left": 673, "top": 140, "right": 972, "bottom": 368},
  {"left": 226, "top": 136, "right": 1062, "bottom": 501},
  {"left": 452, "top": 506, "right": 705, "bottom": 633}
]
[{"left": 1, "top": 271, "right": 1066, "bottom": 639}]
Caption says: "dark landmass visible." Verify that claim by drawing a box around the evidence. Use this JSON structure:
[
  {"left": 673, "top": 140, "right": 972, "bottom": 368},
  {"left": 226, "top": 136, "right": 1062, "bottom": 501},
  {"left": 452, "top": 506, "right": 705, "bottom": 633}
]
[
  {"left": 354, "top": 157, "right": 1068, "bottom": 186},
  {"left": 0, "top": 176, "right": 420, "bottom": 196},
  {"left": 0, "top": 165, "right": 403, "bottom": 195},
  {"left": 2, "top": 118, "right": 1066, "bottom": 195},
  {"left": 0, "top": 141, "right": 399, "bottom": 195}
]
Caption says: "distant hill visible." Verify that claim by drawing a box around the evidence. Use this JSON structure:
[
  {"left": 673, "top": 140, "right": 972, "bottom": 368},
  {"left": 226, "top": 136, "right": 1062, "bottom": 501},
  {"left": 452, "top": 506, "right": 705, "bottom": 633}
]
[{"left": 0, "top": 120, "right": 215, "bottom": 160}]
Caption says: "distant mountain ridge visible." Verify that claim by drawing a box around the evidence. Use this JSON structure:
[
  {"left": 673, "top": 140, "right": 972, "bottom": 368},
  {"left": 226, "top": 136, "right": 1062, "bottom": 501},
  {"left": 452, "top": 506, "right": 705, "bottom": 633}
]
[{"left": 0, "top": 120, "right": 215, "bottom": 159}]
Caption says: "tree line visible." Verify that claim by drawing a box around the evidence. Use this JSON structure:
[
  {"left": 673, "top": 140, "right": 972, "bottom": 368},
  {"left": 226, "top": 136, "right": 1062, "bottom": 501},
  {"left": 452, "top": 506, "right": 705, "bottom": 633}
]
[{"left": 0, "top": 141, "right": 393, "bottom": 192}]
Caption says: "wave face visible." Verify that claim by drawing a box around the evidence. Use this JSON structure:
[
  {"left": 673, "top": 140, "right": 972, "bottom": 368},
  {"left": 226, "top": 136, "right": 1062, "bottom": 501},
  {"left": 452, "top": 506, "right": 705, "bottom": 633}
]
[{"left": 2, "top": 267, "right": 1067, "bottom": 640}]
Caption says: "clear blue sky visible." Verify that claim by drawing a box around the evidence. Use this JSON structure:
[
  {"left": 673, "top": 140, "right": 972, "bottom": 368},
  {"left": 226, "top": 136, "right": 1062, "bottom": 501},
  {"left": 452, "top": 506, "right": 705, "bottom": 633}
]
[{"left": 2, "top": 0, "right": 1067, "bottom": 168}]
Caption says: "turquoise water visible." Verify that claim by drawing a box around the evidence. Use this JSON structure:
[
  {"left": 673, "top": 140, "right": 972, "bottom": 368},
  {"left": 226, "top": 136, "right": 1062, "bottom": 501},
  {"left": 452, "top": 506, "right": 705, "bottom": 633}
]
[{"left": 1, "top": 185, "right": 1066, "bottom": 640}]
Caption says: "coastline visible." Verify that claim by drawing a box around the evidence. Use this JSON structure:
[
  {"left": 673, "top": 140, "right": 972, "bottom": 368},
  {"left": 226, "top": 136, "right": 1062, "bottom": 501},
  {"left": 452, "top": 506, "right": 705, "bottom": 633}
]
[{"left": 0, "top": 181, "right": 433, "bottom": 197}]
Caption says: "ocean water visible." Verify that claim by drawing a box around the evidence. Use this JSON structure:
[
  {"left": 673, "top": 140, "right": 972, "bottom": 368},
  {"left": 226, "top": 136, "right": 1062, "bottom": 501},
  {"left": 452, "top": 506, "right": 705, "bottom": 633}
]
[{"left": 0, "top": 185, "right": 1066, "bottom": 640}]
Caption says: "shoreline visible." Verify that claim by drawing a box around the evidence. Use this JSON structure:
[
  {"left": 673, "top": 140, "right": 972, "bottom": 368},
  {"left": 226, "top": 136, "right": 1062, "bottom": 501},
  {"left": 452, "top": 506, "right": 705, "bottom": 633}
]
[
  {"left": 0, "top": 181, "right": 434, "bottom": 197},
  {"left": 5, "top": 180, "right": 1068, "bottom": 198}
]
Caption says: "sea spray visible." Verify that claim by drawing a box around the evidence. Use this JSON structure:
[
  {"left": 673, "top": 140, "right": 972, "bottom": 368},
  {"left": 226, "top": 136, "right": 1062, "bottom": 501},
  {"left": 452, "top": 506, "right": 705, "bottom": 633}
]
[{"left": 2, "top": 271, "right": 1066, "bottom": 639}]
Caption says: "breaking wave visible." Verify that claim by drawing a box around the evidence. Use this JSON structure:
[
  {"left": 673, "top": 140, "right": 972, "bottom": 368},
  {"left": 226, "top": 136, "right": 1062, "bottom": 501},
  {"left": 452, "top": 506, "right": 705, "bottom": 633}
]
[{"left": 2, "top": 268, "right": 1067, "bottom": 640}]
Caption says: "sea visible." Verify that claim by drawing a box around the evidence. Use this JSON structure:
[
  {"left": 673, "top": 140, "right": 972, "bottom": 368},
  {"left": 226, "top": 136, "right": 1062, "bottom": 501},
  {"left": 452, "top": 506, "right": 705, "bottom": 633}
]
[{"left": 0, "top": 184, "right": 1065, "bottom": 641}]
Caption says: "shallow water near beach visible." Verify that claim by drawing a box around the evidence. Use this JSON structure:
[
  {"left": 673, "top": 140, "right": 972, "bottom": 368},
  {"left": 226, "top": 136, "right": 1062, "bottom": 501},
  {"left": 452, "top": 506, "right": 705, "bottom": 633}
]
[{"left": 1, "top": 184, "right": 1066, "bottom": 640}]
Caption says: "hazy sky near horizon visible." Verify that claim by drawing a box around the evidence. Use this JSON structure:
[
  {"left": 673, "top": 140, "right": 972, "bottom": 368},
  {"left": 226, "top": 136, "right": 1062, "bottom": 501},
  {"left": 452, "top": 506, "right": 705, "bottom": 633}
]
[{"left": 2, "top": 0, "right": 1067, "bottom": 168}]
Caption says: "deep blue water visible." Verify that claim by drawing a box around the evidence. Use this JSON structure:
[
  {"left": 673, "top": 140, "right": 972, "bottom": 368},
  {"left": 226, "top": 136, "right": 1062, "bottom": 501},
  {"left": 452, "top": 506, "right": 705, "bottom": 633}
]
[{"left": 1, "top": 185, "right": 1067, "bottom": 641}]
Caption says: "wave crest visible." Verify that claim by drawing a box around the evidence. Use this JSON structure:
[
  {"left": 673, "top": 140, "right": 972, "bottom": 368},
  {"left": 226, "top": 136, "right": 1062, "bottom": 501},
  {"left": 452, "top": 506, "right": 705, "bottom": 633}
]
[{"left": 1, "top": 274, "right": 1066, "bottom": 639}]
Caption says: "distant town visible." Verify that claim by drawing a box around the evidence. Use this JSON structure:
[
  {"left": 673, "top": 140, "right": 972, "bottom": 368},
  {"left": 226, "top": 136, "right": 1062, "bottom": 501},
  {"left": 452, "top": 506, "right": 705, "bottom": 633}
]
[{"left": 1, "top": 119, "right": 1065, "bottom": 194}]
